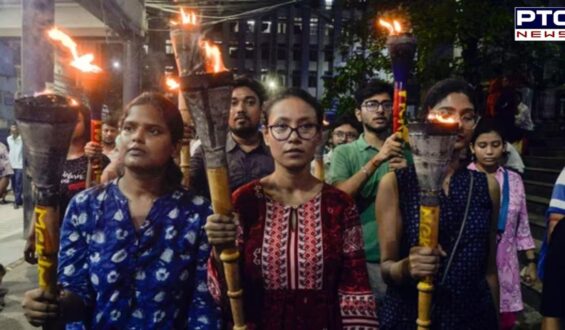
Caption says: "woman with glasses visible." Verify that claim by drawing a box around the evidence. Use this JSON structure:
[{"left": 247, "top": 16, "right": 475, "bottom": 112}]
[
  {"left": 376, "top": 79, "right": 500, "bottom": 329},
  {"left": 206, "top": 88, "right": 378, "bottom": 329}
]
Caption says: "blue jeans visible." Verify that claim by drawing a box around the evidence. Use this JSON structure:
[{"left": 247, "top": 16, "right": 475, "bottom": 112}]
[{"left": 11, "top": 169, "right": 22, "bottom": 205}]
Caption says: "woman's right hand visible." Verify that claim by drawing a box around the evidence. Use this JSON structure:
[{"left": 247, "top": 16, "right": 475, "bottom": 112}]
[
  {"left": 204, "top": 213, "right": 238, "bottom": 245},
  {"left": 22, "top": 288, "right": 59, "bottom": 327},
  {"left": 408, "top": 246, "right": 446, "bottom": 281},
  {"left": 84, "top": 141, "right": 103, "bottom": 159}
]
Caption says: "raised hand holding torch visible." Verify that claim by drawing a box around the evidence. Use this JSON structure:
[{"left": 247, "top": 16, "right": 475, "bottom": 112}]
[
  {"left": 170, "top": 8, "right": 246, "bottom": 329},
  {"left": 408, "top": 116, "right": 458, "bottom": 330},
  {"left": 15, "top": 94, "right": 78, "bottom": 323}
]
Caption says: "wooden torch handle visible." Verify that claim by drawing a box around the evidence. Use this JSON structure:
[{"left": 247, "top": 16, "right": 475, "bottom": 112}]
[
  {"left": 86, "top": 119, "right": 102, "bottom": 188},
  {"left": 205, "top": 167, "right": 246, "bottom": 330},
  {"left": 417, "top": 204, "right": 440, "bottom": 330},
  {"left": 34, "top": 205, "right": 60, "bottom": 296},
  {"left": 313, "top": 158, "right": 325, "bottom": 181},
  {"left": 178, "top": 92, "right": 191, "bottom": 189}
]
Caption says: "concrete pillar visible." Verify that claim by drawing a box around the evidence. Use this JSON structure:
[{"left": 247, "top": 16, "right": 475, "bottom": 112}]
[
  {"left": 123, "top": 38, "right": 142, "bottom": 105},
  {"left": 21, "top": 0, "right": 55, "bottom": 237},
  {"left": 21, "top": 0, "right": 54, "bottom": 95}
]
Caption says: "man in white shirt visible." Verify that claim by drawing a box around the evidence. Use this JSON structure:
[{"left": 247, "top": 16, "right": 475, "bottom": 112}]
[{"left": 7, "top": 123, "right": 23, "bottom": 208}]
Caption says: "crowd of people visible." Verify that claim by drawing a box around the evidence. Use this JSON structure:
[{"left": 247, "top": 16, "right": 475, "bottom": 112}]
[{"left": 0, "top": 75, "right": 559, "bottom": 329}]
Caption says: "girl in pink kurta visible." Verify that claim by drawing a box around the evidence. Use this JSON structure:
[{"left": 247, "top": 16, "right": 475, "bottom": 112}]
[
  {"left": 469, "top": 118, "right": 536, "bottom": 330},
  {"left": 205, "top": 88, "right": 378, "bottom": 329}
]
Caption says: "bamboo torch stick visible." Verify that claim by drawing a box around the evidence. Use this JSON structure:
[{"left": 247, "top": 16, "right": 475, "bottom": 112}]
[
  {"left": 182, "top": 68, "right": 246, "bottom": 330},
  {"left": 178, "top": 85, "right": 192, "bottom": 188},
  {"left": 170, "top": 8, "right": 246, "bottom": 328},
  {"left": 408, "top": 121, "right": 458, "bottom": 329},
  {"left": 15, "top": 94, "right": 78, "bottom": 326}
]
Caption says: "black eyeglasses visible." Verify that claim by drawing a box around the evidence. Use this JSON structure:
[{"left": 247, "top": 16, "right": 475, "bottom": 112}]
[
  {"left": 268, "top": 123, "right": 320, "bottom": 141},
  {"left": 362, "top": 100, "right": 393, "bottom": 113},
  {"left": 332, "top": 131, "right": 359, "bottom": 140}
]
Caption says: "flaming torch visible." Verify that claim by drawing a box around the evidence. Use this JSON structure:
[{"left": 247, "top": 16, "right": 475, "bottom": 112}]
[
  {"left": 379, "top": 19, "right": 416, "bottom": 142},
  {"left": 171, "top": 9, "right": 246, "bottom": 328},
  {"left": 170, "top": 8, "right": 200, "bottom": 188},
  {"left": 408, "top": 113, "right": 458, "bottom": 330},
  {"left": 47, "top": 27, "right": 104, "bottom": 187},
  {"left": 15, "top": 94, "right": 78, "bottom": 302}
]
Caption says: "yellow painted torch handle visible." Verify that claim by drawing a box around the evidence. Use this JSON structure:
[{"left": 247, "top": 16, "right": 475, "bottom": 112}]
[
  {"left": 398, "top": 90, "right": 409, "bottom": 142},
  {"left": 180, "top": 146, "right": 191, "bottom": 189},
  {"left": 205, "top": 167, "right": 247, "bottom": 330},
  {"left": 179, "top": 92, "right": 192, "bottom": 189},
  {"left": 34, "top": 205, "right": 60, "bottom": 296},
  {"left": 417, "top": 205, "right": 440, "bottom": 330}
]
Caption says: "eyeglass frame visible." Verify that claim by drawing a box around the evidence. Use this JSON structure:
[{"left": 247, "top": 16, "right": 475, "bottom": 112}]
[
  {"left": 332, "top": 130, "right": 359, "bottom": 140},
  {"left": 267, "top": 123, "right": 321, "bottom": 141},
  {"left": 361, "top": 99, "right": 393, "bottom": 113}
]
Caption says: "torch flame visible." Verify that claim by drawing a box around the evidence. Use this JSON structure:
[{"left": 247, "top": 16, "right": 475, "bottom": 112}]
[
  {"left": 200, "top": 40, "right": 227, "bottom": 73},
  {"left": 47, "top": 27, "right": 102, "bottom": 73},
  {"left": 378, "top": 19, "right": 403, "bottom": 35},
  {"left": 69, "top": 97, "right": 79, "bottom": 106},
  {"left": 166, "top": 77, "right": 180, "bottom": 90},
  {"left": 427, "top": 112, "right": 458, "bottom": 124},
  {"left": 172, "top": 8, "right": 198, "bottom": 27}
]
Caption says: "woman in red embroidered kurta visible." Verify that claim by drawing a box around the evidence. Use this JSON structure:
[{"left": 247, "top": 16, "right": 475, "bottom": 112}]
[{"left": 206, "top": 88, "right": 378, "bottom": 329}]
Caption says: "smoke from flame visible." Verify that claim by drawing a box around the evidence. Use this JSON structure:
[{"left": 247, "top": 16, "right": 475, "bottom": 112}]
[
  {"left": 166, "top": 77, "right": 180, "bottom": 90},
  {"left": 47, "top": 27, "right": 102, "bottom": 73},
  {"left": 200, "top": 40, "right": 227, "bottom": 73},
  {"left": 378, "top": 19, "right": 403, "bottom": 35}
]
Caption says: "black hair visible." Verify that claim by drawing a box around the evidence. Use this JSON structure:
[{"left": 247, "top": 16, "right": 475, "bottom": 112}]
[
  {"left": 354, "top": 80, "right": 394, "bottom": 108},
  {"left": 471, "top": 117, "right": 506, "bottom": 145},
  {"left": 331, "top": 114, "right": 361, "bottom": 134},
  {"left": 102, "top": 116, "right": 119, "bottom": 128},
  {"left": 76, "top": 104, "right": 91, "bottom": 143},
  {"left": 233, "top": 76, "right": 267, "bottom": 105},
  {"left": 422, "top": 78, "right": 478, "bottom": 114},
  {"left": 121, "top": 92, "right": 184, "bottom": 188},
  {"left": 264, "top": 88, "right": 324, "bottom": 125}
]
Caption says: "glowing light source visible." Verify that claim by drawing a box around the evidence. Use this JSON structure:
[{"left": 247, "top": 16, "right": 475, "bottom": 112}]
[
  {"left": 200, "top": 40, "right": 227, "bottom": 73},
  {"left": 166, "top": 77, "right": 180, "bottom": 90},
  {"left": 47, "top": 27, "right": 102, "bottom": 73},
  {"left": 378, "top": 19, "right": 403, "bottom": 36}
]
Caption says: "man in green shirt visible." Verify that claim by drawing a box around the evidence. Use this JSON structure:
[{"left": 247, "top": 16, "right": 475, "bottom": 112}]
[{"left": 328, "top": 80, "right": 412, "bottom": 300}]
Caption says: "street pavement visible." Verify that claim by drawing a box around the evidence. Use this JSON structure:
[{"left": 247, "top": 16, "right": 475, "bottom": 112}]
[{"left": 0, "top": 194, "right": 36, "bottom": 329}]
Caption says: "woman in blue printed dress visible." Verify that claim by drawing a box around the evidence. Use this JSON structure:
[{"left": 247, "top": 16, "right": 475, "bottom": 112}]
[
  {"left": 22, "top": 92, "right": 220, "bottom": 329},
  {"left": 376, "top": 79, "right": 500, "bottom": 329}
]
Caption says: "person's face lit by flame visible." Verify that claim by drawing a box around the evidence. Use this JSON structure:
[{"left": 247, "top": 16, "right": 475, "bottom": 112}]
[{"left": 428, "top": 92, "right": 477, "bottom": 151}]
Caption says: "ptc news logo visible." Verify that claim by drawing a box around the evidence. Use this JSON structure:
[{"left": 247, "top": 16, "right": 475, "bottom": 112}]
[{"left": 515, "top": 7, "right": 565, "bottom": 41}]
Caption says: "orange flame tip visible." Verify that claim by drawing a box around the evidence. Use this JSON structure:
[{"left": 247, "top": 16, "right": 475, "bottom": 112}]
[
  {"left": 200, "top": 40, "right": 227, "bottom": 73},
  {"left": 47, "top": 27, "right": 102, "bottom": 73},
  {"left": 378, "top": 18, "right": 403, "bottom": 35},
  {"left": 427, "top": 112, "right": 458, "bottom": 124},
  {"left": 180, "top": 8, "right": 198, "bottom": 26},
  {"left": 166, "top": 77, "right": 180, "bottom": 90}
]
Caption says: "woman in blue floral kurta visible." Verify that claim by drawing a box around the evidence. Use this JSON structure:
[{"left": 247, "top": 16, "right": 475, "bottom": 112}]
[{"left": 22, "top": 92, "right": 220, "bottom": 329}]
